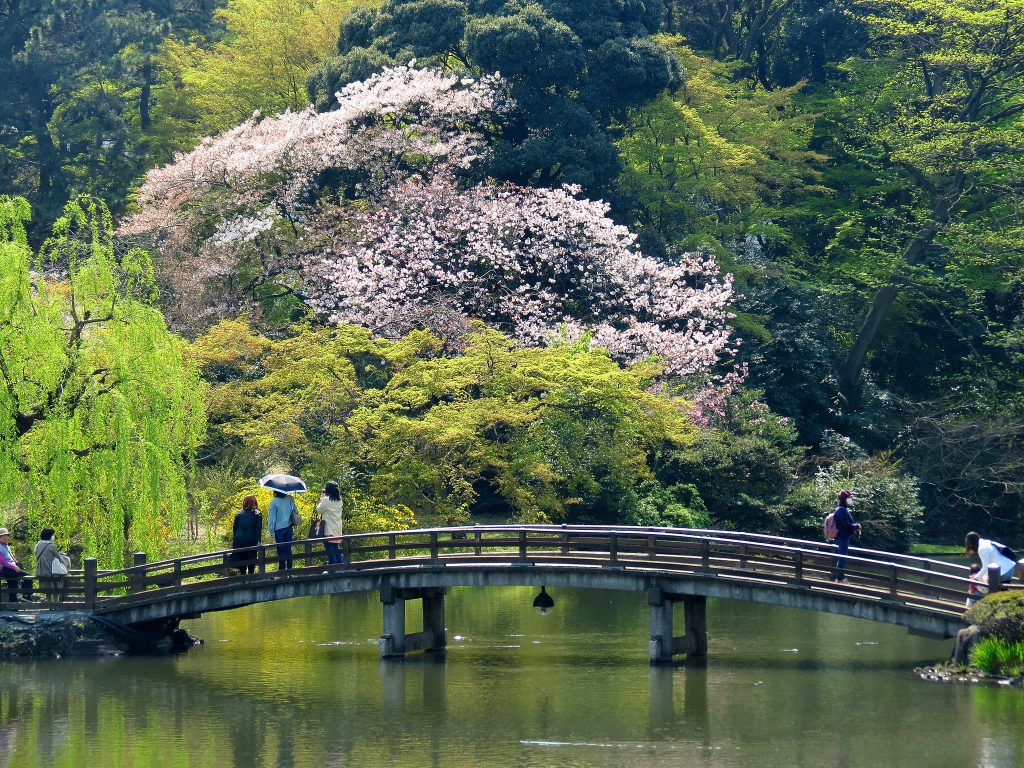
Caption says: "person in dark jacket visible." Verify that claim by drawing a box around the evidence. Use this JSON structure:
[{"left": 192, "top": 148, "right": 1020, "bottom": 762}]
[
  {"left": 231, "top": 495, "right": 263, "bottom": 574},
  {"left": 833, "top": 489, "right": 861, "bottom": 583}
]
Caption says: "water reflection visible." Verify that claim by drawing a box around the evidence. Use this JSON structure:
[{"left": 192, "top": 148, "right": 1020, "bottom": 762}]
[{"left": 1, "top": 588, "right": 1022, "bottom": 767}]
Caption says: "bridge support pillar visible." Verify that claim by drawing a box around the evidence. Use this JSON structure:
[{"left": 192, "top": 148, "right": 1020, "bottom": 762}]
[
  {"left": 648, "top": 589, "right": 707, "bottom": 664},
  {"left": 379, "top": 586, "right": 447, "bottom": 658}
]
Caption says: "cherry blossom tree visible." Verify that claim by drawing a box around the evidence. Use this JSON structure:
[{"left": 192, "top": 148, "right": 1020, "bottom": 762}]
[
  {"left": 125, "top": 65, "right": 734, "bottom": 375},
  {"left": 305, "top": 173, "right": 733, "bottom": 375},
  {"left": 123, "top": 65, "right": 508, "bottom": 328}
]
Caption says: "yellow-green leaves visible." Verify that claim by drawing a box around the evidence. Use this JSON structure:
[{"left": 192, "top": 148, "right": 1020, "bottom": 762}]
[
  {"left": 193, "top": 320, "right": 694, "bottom": 527},
  {"left": 0, "top": 197, "right": 205, "bottom": 566}
]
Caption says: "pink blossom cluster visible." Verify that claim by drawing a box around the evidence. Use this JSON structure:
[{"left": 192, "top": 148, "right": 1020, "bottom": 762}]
[
  {"left": 122, "top": 65, "right": 508, "bottom": 251},
  {"left": 123, "top": 64, "right": 734, "bottom": 375},
  {"left": 688, "top": 363, "right": 750, "bottom": 427},
  {"left": 305, "top": 173, "right": 734, "bottom": 375}
]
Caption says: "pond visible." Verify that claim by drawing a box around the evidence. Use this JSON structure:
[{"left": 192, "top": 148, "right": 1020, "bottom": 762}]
[{"left": 2, "top": 587, "right": 1022, "bottom": 767}]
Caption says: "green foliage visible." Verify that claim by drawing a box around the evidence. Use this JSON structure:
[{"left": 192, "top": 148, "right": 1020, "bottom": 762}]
[
  {"left": 783, "top": 454, "right": 923, "bottom": 551},
  {"left": 659, "top": 388, "right": 804, "bottom": 533},
  {"left": 0, "top": 196, "right": 205, "bottom": 566},
  {"left": 817, "top": 0, "right": 1024, "bottom": 398},
  {"left": 620, "top": 480, "right": 710, "bottom": 529},
  {"left": 311, "top": 0, "right": 680, "bottom": 192},
  {"left": 966, "top": 591, "right": 1024, "bottom": 644},
  {"left": 192, "top": 319, "right": 694, "bottom": 527},
  {"left": 0, "top": 1, "right": 222, "bottom": 233},
  {"left": 159, "top": 0, "right": 362, "bottom": 137},
  {"left": 970, "top": 636, "right": 1024, "bottom": 676},
  {"left": 617, "top": 39, "right": 829, "bottom": 249}
]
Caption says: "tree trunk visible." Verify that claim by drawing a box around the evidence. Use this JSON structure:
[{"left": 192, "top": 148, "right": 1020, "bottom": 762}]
[
  {"left": 839, "top": 178, "right": 963, "bottom": 400},
  {"left": 140, "top": 57, "right": 152, "bottom": 131}
]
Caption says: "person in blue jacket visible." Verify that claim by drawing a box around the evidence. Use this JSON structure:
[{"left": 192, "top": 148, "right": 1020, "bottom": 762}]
[
  {"left": 833, "top": 489, "right": 861, "bottom": 583},
  {"left": 267, "top": 491, "right": 297, "bottom": 570}
]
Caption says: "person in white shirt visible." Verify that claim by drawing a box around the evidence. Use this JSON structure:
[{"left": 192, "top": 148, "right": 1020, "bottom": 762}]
[
  {"left": 317, "top": 481, "right": 344, "bottom": 565},
  {"left": 964, "top": 531, "right": 1017, "bottom": 582}
]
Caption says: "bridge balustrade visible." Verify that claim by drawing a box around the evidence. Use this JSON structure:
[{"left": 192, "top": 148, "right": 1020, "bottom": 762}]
[{"left": 2, "top": 525, "right": 1016, "bottom": 616}]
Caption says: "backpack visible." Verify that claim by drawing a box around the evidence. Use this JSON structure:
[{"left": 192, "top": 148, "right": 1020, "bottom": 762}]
[
  {"left": 823, "top": 511, "right": 838, "bottom": 541},
  {"left": 994, "top": 542, "right": 1019, "bottom": 563}
]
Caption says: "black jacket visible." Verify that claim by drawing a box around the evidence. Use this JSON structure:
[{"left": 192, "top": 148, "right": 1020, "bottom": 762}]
[{"left": 232, "top": 510, "right": 262, "bottom": 549}]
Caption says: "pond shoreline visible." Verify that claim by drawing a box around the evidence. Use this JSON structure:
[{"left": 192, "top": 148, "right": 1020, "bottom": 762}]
[
  {"left": 1, "top": 612, "right": 200, "bottom": 660},
  {"left": 917, "top": 663, "right": 1024, "bottom": 687}
]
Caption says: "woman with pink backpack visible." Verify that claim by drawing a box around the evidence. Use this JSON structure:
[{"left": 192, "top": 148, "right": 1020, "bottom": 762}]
[{"left": 830, "top": 489, "right": 861, "bottom": 583}]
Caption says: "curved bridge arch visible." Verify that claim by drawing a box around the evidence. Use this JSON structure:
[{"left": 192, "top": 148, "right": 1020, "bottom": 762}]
[
  {"left": 8, "top": 525, "right": 991, "bottom": 657},
  {"left": 94, "top": 561, "right": 966, "bottom": 640}
]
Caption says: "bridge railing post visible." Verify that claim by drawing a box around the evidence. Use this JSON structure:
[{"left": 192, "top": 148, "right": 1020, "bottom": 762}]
[
  {"left": 988, "top": 563, "right": 1003, "bottom": 593},
  {"left": 700, "top": 540, "right": 711, "bottom": 573},
  {"left": 430, "top": 532, "right": 439, "bottom": 565},
  {"left": 607, "top": 534, "right": 618, "bottom": 566},
  {"left": 303, "top": 538, "right": 313, "bottom": 568},
  {"left": 389, "top": 533, "right": 396, "bottom": 560},
  {"left": 173, "top": 560, "right": 182, "bottom": 588},
  {"left": 475, "top": 529, "right": 483, "bottom": 556},
  {"left": 889, "top": 566, "right": 899, "bottom": 599},
  {"left": 132, "top": 552, "right": 147, "bottom": 594},
  {"left": 343, "top": 536, "right": 352, "bottom": 565},
  {"left": 84, "top": 558, "right": 98, "bottom": 609},
  {"left": 519, "top": 530, "right": 528, "bottom": 564},
  {"left": 257, "top": 545, "right": 267, "bottom": 574},
  {"left": 793, "top": 550, "right": 803, "bottom": 586}
]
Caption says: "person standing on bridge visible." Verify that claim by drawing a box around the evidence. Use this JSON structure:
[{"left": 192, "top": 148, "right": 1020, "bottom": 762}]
[
  {"left": 833, "top": 489, "right": 861, "bottom": 583},
  {"left": 317, "top": 481, "right": 345, "bottom": 566},
  {"left": 231, "top": 495, "right": 262, "bottom": 574},
  {"left": 267, "top": 490, "right": 298, "bottom": 570}
]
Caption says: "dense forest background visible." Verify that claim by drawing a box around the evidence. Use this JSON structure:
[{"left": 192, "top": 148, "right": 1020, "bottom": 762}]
[{"left": 1, "top": 0, "right": 1021, "bottom": 565}]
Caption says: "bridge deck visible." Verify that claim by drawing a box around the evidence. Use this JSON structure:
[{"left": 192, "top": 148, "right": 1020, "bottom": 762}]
[{"left": 2, "top": 526, "right": 1015, "bottom": 638}]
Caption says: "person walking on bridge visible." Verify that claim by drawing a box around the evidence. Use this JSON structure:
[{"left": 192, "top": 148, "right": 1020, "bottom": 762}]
[
  {"left": 832, "top": 490, "right": 861, "bottom": 583},
  {"left": 268, "top": 491, "right": 298, "bottom": 570}
]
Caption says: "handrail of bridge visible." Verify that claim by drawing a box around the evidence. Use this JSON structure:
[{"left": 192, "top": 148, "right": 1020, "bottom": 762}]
[
  {"left": 453, "top": 524, "right": 971, "bottom": 576},
  {"left": 2, "top": 526, "right": 1016, "bottom": 615}
]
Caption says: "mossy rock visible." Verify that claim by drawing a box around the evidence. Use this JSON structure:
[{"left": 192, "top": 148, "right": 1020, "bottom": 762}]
[{"left": 966, "top": 591, "right": 1024, "bottom": 642}]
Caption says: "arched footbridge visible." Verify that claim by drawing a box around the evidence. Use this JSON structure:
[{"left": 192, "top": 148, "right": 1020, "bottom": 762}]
[{"left": 5, "top": 526, "right": 1012, "bottom": 662}]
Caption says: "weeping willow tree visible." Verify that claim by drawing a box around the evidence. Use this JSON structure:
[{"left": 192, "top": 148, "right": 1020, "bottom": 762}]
[{"left": 0, "top": 196, "right": 205, "bottom": 566}]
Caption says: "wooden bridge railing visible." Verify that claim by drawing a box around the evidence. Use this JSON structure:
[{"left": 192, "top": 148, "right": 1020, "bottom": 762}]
[{"left": 1, "top": 525, "right": 1018, "bottom": 616}]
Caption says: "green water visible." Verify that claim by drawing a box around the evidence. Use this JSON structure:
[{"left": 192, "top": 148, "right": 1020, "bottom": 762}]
[{"left": 2, "top": 588, "right": 1022, "bottom": 768}]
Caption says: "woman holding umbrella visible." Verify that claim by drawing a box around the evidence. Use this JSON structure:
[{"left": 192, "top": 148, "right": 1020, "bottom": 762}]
[{"left": 261, "top": 473, "right": 304, "bottom": 571}]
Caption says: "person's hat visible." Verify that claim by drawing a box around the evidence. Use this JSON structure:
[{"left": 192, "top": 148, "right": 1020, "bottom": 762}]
[
  {"left": 837, "top": 489, "right": 854, "bottom": 500},
  {"left": 0, "top": 527, "right": 9, "bottom": 536}
]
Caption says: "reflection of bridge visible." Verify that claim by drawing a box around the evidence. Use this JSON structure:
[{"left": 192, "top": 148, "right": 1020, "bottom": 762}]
[{"left": 5, "top": 526, "right": 1009, "bottom": 661}]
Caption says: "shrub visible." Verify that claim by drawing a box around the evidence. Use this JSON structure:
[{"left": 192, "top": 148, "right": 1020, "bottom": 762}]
[
  {"left": 966, "top": 591, "right": 1024, "bottom": 643},
  {"left": 970, "top": 637, "right": 1024, "bottom": 676},
  {"left": 620, "top": 481, "right": 710, "bottom": 529},
  {"left": 782, "top": 453, "right": 923, "bottom": 552},
  {"left": 659, "top": 388, "right": 803, "bottom": 533}
]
